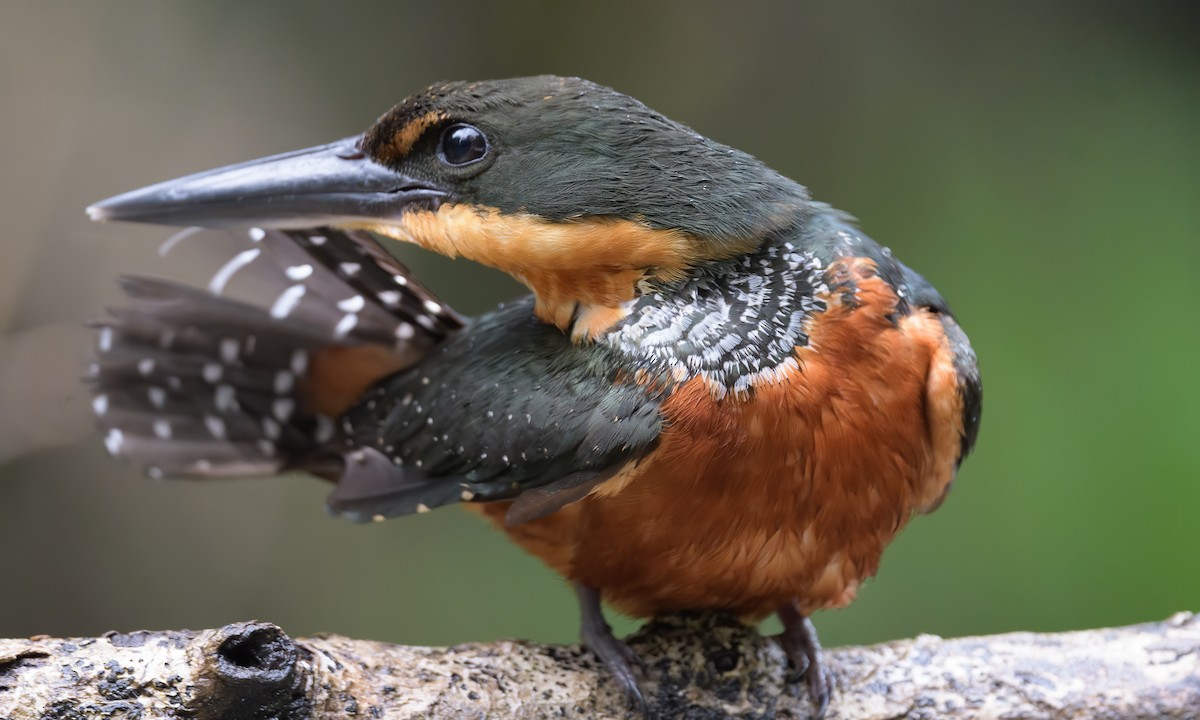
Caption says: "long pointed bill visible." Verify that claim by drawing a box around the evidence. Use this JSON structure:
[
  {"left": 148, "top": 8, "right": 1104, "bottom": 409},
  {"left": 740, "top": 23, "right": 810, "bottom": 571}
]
[{"left": 87, "top": 136, "right": 445, "bottom": 228}]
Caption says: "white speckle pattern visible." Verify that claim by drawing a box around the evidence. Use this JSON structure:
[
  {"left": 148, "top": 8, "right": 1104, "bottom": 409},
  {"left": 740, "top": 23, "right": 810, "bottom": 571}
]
[
  {"left": 270, "top": 284, "right": 306, "bottom": 319},
  {"left": 93, "top": 226, "right": 471, "bottom": 486},
  {"left": 606, "top": 244, "right": 828, "bottom": 396},
  {"left": 209, "top": 248, "right": 262, "bottom": 295}
]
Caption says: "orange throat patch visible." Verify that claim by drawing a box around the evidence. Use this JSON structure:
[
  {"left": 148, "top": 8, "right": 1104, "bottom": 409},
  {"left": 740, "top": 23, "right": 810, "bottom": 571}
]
[{"left": 349, "top": 204, "right": 750, "bottom": 340}]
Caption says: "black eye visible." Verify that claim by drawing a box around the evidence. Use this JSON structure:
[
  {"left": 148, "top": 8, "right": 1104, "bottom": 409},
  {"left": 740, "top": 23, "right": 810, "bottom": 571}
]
[{"left": 439, "top": 123, "right": 488, "bottom": 166}]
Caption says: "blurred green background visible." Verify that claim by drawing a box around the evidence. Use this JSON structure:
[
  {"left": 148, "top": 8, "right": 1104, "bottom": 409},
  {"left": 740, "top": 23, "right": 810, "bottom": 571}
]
[{"left": 1, "top": 1, "right": 1196, "bottom": 650}]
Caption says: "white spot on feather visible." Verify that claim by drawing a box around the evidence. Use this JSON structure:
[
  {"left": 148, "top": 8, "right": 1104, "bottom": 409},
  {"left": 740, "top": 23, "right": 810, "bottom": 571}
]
[
  {"left": 334, "top": 313, "right": 358, "bottom": 337},
  {"left": 219, "top": 337, "right": 239, "bottom": 364},
  {"left": 209, "top": 248, "right": 261, "bottom": 295},
  {"left": 290, "top": 349, "right": 308, "bottom": 375},
  {"left": 337, "top": 295, "right": 365, "bottom": 313},
  {"left": 272, "top": 398, "right": 294, "bottom": 422},
  {"left": 314, "top": 415, "right": 335, "bottom": 443},
  {"left": 202, "top": 362, "right": 223, "bottom": 383},
  {"left": 214, "top": 384, "right": 237, "bottom": 413},
  {"left": 153, "top": 419, "right": 172, "bottom": 439},
  {"left": 273, "top": 371, "right": 294, "bottom": 394},
  {"left": 262, "top": 417, "right": 281, "bottom": 440},
  {"left": 270, "top": 284, "right": 306, "bottom": 319},
  {"left": 285, "top": 264, "right": 314, "bottom": 280},
  {"left": 104, "top": 428, "right": 124, "bottom": 455},
  {"left": 157, "top": 226, "right": 202, "bottom": 256},
  {"left": 204, "top": 415, "right": 226, "bottom": 440},
  {"left": 91, "top": 394, "right": 108, "bottom": 417}
]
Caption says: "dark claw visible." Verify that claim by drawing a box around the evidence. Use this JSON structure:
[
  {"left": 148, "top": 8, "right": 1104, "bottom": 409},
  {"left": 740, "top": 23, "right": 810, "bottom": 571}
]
[
  {"left": 576, "top": 584, "right": 649, "bottom": 717},
  {"left": 777, "top": 601, "right": 834, "bottom": 720}
]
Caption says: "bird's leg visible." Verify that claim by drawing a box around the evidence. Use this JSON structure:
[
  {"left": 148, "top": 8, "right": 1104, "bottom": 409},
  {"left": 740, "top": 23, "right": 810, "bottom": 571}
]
[
  {"left": 776, "top": 599, "right": 833, "bottom": 720},
  {"left": 574, "top": 583, "right": 648, "bottom": 715}
]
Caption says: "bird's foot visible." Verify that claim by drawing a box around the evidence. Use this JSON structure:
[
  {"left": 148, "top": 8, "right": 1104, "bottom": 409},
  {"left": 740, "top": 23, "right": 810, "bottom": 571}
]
[
  {"left": 575, "top": 583, "right": 649, "bottom": 717},
  {"left": 776, "top": 601, "right": 833, "bottom": 720}
]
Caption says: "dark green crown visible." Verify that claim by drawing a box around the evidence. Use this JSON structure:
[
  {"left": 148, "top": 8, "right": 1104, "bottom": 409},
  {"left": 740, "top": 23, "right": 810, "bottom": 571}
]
[{"left": 361, "top": 76, "right": 811, "bottom": 243}]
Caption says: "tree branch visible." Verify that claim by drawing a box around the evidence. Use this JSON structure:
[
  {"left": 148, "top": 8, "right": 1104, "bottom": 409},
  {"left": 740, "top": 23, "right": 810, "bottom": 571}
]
[{"left": 1, "top": 612, "right": 1196, "bottom": 719}]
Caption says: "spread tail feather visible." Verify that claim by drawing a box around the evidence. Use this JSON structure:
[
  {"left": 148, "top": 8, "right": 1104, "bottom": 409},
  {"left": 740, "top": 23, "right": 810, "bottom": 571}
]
[{"left": 90, "top": 226, "right": 463, "bottom": 480}]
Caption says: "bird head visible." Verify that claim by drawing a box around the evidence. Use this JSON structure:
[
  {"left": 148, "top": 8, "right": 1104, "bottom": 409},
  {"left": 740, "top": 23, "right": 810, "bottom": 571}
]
[{"left": 89, "top": 76, "right": 810, "bottom": 336}]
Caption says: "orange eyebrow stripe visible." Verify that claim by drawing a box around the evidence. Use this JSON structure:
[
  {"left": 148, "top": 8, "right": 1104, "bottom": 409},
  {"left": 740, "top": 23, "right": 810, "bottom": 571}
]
[{"left": 375, "top": 111, "right": 447, "bottom": 164}]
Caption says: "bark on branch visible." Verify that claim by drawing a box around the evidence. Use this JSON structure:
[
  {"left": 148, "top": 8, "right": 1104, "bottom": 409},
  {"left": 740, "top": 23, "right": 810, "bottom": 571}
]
[{"left": 1, "top": 612, "right": 1196, "bottom": 719}]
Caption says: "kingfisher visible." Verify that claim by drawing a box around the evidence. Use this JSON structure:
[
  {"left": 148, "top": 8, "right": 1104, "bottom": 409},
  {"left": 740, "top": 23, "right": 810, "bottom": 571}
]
[{"left": 87, "top": 76, "right": 981, "bottom": 718}]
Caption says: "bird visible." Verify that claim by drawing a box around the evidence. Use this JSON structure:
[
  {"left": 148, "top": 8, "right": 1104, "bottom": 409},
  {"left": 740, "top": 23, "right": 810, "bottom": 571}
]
[{"left": 86, "top": 75, "right": 982, "bottom": 718}]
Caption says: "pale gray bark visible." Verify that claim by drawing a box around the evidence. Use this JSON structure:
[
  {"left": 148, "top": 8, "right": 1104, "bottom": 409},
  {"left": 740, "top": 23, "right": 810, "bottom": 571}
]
[{"left": 1, "top": 612, "right": 1196, "bottom": 719}]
